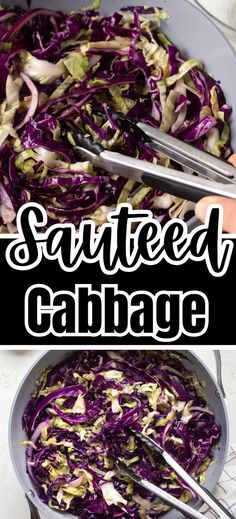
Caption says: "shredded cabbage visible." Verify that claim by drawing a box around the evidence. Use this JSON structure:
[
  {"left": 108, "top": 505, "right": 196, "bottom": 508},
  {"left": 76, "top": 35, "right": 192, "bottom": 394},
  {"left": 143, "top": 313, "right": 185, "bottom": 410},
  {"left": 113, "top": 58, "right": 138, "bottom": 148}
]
[
  {"left": 23, "top": 351, "right": 221, "bottom": 518},
  {"left": 0, "top": 2, "right": 232, "bottom": 231}
]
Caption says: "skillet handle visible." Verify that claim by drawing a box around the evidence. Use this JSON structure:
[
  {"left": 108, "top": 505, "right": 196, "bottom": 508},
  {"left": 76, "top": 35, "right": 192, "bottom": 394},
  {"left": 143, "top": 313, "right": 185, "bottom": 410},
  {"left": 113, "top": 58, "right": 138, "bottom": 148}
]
[
  {"left": 214, "top": 351, "right": 226, "bottom": 398},
  {"left": 26, "top": 495, "right": 41, "bottom": 519}
]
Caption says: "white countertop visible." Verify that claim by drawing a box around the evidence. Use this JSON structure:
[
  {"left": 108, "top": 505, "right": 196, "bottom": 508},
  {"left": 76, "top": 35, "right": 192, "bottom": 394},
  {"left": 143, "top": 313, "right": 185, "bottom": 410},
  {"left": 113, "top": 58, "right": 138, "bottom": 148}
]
[
  {"left": 190, "top": 0, "right": 236, "bottom": 47},
  {"left": 0, "top": 349, "right": 236, "bottom": 519}
]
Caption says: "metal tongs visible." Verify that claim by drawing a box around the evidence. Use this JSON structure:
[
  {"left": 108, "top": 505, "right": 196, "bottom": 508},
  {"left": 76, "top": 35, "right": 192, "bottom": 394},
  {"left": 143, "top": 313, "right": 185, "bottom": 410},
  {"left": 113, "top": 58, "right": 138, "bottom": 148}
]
[
  {"left": 113, "top": 427, "right": 234, "bottom": 519},
  {"left": 66, "top": 110, "right": 236, "bottom": 203}
]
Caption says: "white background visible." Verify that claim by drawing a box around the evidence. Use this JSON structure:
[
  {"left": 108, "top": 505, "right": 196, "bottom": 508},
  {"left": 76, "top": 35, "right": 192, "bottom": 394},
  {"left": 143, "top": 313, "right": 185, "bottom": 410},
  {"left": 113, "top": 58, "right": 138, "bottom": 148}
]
[{"left": 0, "top": 349, "right": 236, "bottom": 519}]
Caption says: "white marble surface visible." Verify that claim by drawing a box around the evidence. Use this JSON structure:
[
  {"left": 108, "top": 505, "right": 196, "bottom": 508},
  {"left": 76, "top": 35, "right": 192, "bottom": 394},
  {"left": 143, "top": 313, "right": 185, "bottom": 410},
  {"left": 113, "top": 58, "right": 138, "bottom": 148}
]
[
  {"left": 0, "top": 349, "right": 236, "bottom": 519},
  {"left": 191, "top": 0, "right": 236, "bottom": 47},
  {"left": 195, "top": 0, "right": 236, "bottom": 33}
]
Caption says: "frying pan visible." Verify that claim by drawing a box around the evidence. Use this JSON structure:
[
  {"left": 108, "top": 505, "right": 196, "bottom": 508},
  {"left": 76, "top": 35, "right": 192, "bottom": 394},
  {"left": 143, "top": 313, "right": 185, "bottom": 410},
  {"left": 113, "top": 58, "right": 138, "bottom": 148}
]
[
  {"left": 2, "top": 0, "right": 236, "bottom": 230},
  {"left": 9, "top": 350, "right": 229, "bottom": 519}
]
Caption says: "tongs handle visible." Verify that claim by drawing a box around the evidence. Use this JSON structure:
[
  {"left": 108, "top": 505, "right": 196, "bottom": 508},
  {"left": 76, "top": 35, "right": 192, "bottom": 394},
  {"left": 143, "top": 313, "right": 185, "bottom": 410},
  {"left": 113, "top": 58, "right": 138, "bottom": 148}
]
[
  {"left": 199, "top": 485, "right": 235, "bottom": 519},
  {"left": 137, "top": 479, "right": 205, "bottom": 519},
  {"left": 141, "top": 171, "right": 215, "bottom": 203},
  {"left": 159, "top": 449, "right": 234, "bottom": 519},
  {"left": 138, "top": 122, "right": 236, "bottom": 184},
  {"left": 100, "top": 151, "right": 236, "bottom": 202},
  {"left": 64, "top": 127, "right": 236, "bottom": 202}
]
